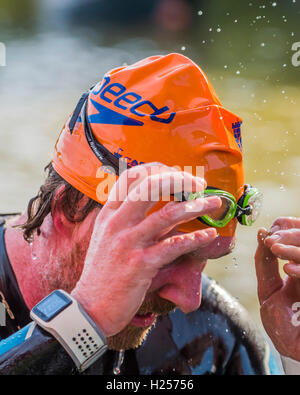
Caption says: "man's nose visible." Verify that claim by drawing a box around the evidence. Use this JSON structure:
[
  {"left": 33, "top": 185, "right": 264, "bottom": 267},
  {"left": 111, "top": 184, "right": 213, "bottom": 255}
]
[{"left": 154, "top": 258, "right": 206, "bottom": 314}]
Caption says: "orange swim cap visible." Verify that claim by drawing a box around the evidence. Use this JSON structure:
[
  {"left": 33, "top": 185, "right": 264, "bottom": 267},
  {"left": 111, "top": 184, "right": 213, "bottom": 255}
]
[{"left": 52, "top": 53, "right": 244, "bottom": 236}]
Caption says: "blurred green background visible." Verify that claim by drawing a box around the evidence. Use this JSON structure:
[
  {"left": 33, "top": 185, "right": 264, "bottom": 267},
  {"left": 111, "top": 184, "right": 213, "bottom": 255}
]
[{"left": 0, "top": 0, "right": 299, "bottom": 366}]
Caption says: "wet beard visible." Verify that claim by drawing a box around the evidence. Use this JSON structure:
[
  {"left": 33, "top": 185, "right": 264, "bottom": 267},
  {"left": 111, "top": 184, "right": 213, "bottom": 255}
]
[
  {"left": 106, "top": 322, "right": 154, "bottom": 351},
  {"left": 107, "top": 294, "right": 176, "bottom": 351}
]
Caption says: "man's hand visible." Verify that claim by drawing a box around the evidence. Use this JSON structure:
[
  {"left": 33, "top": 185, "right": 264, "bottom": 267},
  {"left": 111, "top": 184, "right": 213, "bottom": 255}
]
[
  {"left": 255, "top": 217, "right": 300, "bottom": 361},
  {"left": 72, "top": 163, "right": 221, "bottom": 337}
]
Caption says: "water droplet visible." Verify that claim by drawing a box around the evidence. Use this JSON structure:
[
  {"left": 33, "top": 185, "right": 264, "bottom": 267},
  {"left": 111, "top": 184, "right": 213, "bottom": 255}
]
[
  {"left": 272, "top": 2, "right": 277, "bottom": 7},
  {"left": 236, "top": 70, "right": 240, "bottom": 75},
  {"left": 113, "top": 367, "right": 120, "bottom": 375},
  {"left": 181, "top": 46, "right": 186, "bottom": 51},
  {"left": 261, "top": 42, "right": 265, "bottom": 47},
  {"left": 113, "top": 350, "right": 125, "bottom": 375},
  {"left": 198, "top": 10, "right": 203, "bottom": 16},
  {"left": 216, "top": 27, "right": 221, "bottom": 32},
  {"left": 29, "top": 242, "right": 37, "bottom": 261}
]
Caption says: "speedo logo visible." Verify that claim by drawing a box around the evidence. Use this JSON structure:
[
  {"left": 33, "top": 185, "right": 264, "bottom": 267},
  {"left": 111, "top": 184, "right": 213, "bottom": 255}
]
[
  {"left": 89, "top": 76, "right": 176, "bottom": 126},
  {"left": 232, "top": 120, "right": 242, "bottom": 151}
]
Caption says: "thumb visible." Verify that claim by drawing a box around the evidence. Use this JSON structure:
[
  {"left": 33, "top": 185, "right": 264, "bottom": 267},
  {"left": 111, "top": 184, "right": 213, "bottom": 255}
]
[{"left": 255, "top": 228, "right": 283, "bottom": 305}]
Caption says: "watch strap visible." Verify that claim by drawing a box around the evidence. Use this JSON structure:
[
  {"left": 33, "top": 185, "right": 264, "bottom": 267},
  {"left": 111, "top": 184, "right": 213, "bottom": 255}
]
[{"left": 30, "top": 290, "right": 107, "bottom": 372}]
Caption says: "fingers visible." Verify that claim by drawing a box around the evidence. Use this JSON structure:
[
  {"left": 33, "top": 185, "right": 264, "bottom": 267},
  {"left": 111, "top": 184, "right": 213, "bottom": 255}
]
[
  {"left": 268, "top": 244, "right": 300, "bottom": 262},
  {"left": 133, "top": 195, "right": 221, "bottom": 243},
  {"left": 255, "top": 228, "right": 283, "bottom": 305},
  {"left": 105, "top": 162, "right": 175, "bottom": 211},
  {"left": 283, "top": 262, "right": 300, "bottom": 278},
  {"left": 265, "top": 229, "right": 300, "bottom": 248},
  {"left": 113, "top": 170, "right": 207, "bottom": 228},
  {"left": 269, "top": 216, "right": 300, "bottom": 233},
  {"left": 143, "top": 228, "right": 218, "bottom": 268},
  {"left": 265, "top": 229, "right": 300, "bottom": 264}
]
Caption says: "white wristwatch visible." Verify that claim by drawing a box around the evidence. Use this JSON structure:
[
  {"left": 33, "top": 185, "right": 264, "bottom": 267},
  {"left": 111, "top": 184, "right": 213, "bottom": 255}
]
[{"left": 30, "top": 289, "right": 107, "bottom": 372}]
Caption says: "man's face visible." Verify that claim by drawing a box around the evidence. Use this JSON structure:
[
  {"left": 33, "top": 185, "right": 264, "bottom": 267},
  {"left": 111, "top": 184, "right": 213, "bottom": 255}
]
[{"left": 107, "top": 233, "right": 234, "bottom": 351}]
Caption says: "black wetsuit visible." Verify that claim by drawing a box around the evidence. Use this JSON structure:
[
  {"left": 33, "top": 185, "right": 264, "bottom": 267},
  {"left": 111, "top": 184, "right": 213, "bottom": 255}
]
[{"left": 0, "top": 218, "right": 279, "bottom": 375}]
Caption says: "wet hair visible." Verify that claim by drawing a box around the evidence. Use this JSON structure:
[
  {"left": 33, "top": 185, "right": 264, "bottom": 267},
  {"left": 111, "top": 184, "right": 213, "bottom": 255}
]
[{"left": 19, "top": 162, "right": 101, "bottom": 242}]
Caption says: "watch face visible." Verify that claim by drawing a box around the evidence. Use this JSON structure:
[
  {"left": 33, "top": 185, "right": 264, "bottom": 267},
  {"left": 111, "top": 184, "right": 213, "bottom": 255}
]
[{"left": 32, "top": 290, "right": 72, "bottom": 322}]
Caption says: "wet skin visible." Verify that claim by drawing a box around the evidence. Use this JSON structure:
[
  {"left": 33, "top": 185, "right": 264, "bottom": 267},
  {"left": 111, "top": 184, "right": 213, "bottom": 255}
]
[
  {"left": 255, "top": 217, "right": 300, "bottom": 361},
  {"left": 5, "top": 163, "right": 235, "bottom": 350}
]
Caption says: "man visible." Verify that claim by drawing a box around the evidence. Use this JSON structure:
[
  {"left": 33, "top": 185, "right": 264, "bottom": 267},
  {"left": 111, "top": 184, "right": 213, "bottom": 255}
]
[{"left": 0, "top": 53, "right": 283, "bottom": 374}]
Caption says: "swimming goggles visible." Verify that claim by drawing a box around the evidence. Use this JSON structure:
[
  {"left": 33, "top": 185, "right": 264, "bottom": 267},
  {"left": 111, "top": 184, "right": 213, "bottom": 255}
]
[{"left": 184, "top": 185, "right": 263, "bottom": 228}]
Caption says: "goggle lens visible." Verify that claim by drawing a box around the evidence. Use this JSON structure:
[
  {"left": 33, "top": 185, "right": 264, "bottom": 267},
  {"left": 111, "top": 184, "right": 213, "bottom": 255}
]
[
  {"left": 185, "top": 186, "right": 262, "bottom": 228},
  {"left": 240, "top": 189, "right": 263, "bottom": 226},
  {"left": 203, "top": 194, "right": 234, "bottom": 222},
  {"left": 186, "top": 190, "right": 237, "bottom": 227}
]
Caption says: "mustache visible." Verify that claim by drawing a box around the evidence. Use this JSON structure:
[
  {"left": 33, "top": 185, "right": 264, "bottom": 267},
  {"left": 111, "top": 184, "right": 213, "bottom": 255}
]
[{"left": 137, "top": 293, "right": 176, "bottom": 316}]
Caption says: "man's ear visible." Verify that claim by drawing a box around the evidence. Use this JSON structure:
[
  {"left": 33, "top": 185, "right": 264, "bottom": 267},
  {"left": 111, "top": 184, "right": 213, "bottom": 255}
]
[{"left": 51, "top": 186, "right": 74, "bottom": 238}]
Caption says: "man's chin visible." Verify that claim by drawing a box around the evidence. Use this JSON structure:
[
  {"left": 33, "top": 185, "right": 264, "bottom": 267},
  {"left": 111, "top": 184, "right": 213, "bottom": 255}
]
[
  {"left": 107, "top": 293, "right": 177, "bottom": 351},
  {"left": 107, "top": 321, "right": 157, "bottom": 351}
]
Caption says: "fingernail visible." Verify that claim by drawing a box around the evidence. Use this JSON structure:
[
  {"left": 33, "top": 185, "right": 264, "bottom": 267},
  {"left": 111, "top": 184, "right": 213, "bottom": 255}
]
[
  {"left": 269, "top": 225, "right": 280, "bottom": 233},
  {"left": 204, "top": 228, "right": 217, "bottom": 237},
  {"left": 184, "top": 195, "right": 220, "bottom": 214},
  {"left": 206, "top": 196, "right": 222, "bottom": 205},
  {"left": 267, "top": 234, "right": 280, "bottom": 242}
]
